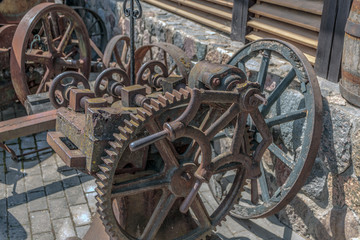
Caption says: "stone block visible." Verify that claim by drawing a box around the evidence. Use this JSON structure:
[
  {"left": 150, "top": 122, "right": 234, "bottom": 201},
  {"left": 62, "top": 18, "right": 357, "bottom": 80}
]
[
  {"left": 30, "top": 210, "right": 51, "bottom": 234},
  {"left": 45, "top": 181, "right": 65, "bottom": 199},
  {"left": 70, "top": 204, "right": 92, "bottom": 226},
  {"left": 52, "top": 217, "right": 76, "bottom": 240},
  {"left": 27, "top": 191, "right": 48, "bottom": 212},
  {"left": 65, "top": 185, "right": 87, "bottom": 206},
  {"left": 48, "top": 197, "right": 70, "bottom": 220},
  {"left": 33, "top": 232, "right": 55, "bottom": 240}
]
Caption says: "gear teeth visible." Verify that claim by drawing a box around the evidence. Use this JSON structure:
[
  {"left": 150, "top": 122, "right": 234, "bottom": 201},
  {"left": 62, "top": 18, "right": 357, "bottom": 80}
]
[
  {"left": 130, "top": 113, "right": 142, "bottom": 124},
  {"left": 104, "top": 149, "right": 118, "bottom": 160},
  {"left": 96, "top": 172, "right": 109, "bottom": 183},
  {"left": 179, "top": 88, "right": 190, "bottom": 98},
  {"left": 143, "top": 102, "right": 156, "bottom": 112},
  {"left": 108, "top": 142, "right": 122, "bottom": 152},
  {"left": 158, "top": 95, "right": 170, "bottom": 106},
  {"left": 95, "top": 195, "right": 105, "bottom": 205},
  {"left": 96, "top": 188, "right": 106, "bottom": 197},
  {"left": 96, "top": 180, "right": 106, "bottom": 190},
  {"left": 137, "top": 108, "right": 151, "bottom": 118},
  {"left": 124, "top": 119, "right": 136, "bottom": 131},
  {"left": 150, "top": 99, "right": 162, "bottom": 109},
  {"left": 165, "top": 92, "right": 176, "bottom": 102},
  {"left": 99, "top": 164, "right": 111, "bottom": 174},
  {"left": 114, "top": 133, "right": 128, "bottom": 142},
  {"left": 172, "top": 90, "right": 183, "bottom": 100}
]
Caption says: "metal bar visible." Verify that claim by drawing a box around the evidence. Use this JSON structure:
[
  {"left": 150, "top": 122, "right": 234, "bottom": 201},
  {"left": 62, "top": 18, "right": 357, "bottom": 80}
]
[
  {"left": 0, "top": 110, "right": 57, "bottom": 142},
  {"left": 265, "top": 109, "right": 307, "bottom": 128}
]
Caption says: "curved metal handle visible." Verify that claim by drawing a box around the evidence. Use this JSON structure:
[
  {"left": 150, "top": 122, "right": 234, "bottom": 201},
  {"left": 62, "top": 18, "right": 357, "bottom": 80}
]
[
  {"left": 123, "top": 0, "right": 142, "bottom": 19},
  {"left": 129, "top": 130, "right": 168, "bottom": 151}
]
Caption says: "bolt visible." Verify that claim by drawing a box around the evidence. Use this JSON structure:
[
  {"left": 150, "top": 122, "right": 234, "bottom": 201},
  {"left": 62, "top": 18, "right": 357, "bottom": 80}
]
[{"left": 211, "top": 78, "right": 221, "bottom": 87}]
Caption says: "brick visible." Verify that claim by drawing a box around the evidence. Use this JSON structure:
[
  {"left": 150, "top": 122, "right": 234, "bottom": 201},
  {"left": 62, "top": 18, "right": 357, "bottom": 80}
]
[
  {"left": 48, "top": 197, "right": 70, "bottom": 220},
  {"left": 70, "top": 204, "right": 92, "bottom": 226},
  {"left": 30, "top": 210, "right": 51, "bottom": 234},
  {"left": 65, "top": 185, "right": 87, "bottom": 206},
  {"left": 76, "top": 225, "right": 90, "bottom": 238},
  {"left": 52, "top": 217, "right": 76, "bottom": 240},
  {"left": 27, "top": 191, "right": 48, "bottom": 213},
  {"left": 33, "top": 232, "right": 55, "bottom": 240},
  {"left": 45, "top": 181, "right": 65, "bottom": 199}
]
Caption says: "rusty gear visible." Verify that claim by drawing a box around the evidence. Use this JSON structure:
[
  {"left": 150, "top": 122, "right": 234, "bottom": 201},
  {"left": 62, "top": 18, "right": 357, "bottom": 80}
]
[{"left": 95, "top": 87, "right": 248, "bottom": 240}]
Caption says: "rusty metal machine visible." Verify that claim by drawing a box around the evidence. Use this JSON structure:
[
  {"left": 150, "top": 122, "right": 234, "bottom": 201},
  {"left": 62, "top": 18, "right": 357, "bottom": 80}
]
[
  {"left": 45, "top": 1, "right": 323, "bottom": 238},
  {"left": 0, "top": 1, "right": 109, "bottom": 109}
]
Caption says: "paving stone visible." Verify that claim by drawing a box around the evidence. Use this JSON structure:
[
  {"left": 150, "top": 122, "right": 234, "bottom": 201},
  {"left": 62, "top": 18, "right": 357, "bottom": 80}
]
[
  {"left": 81, "top": 177, "right": 96, "bottom": 193},
  {"left": 62, "top": 175, "right": 81, "bottom": 189},
  {"left": 30, "top": 210, "right": 51, "bottom": 234},
  {"left": 25, "top": 174, "right": 44, "bottom": 193},
  {"left": 40, "top": 155, "right": 57, "bottom": 168},
  {"left": 8, "top": 224, "right": 30, "bottom": 240},
  {"left": 48, "top": 197, "right": 70, "bottom": 220},
  {"left": 8, "top": 203, "right": 29, "bottom": 226},
  {"left": 23, "top": 160, "right": 41, "bottom": 176},
  {"left": 7, "top": 192, "right": 27, "bottom": 207},
  {"left": 41, "top": 165, "right": 61, "bottom": 183},
  {"left": 76, "top": 224, "right": 91, "bottom": 238},
  {"left": 0, "top": 215, "right": 8, "bottom": 239},
  {"left": 52, "top": 217, "right": 76, "bottom": 240},
  {"left": 70, "top": 204, "right": 92, "bottom": 226},
  {"left": 27, "top": 191, "right": 48, "bottom": 213},
  {"left": 33, "top": 232, "right": 55, "bottom": 240},
  {"left": 45, "top": 181, "right": 65, "bottom": 199},
  {"left": 0, "top": 199, "right": 7, "bottom": 217},
  {"left": 85, "top": 192, "right": 97, "bottom": 213},
  {"left": 65, "top": 185, "right": 87, "bottom": 206}
]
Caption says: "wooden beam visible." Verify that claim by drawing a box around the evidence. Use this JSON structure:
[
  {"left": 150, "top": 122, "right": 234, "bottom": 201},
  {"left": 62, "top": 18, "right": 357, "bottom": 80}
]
[
  {"left": 314, "top": 0, "right": 338, "bottom": 79},
  {"left": 231, "top": 0, "right": 255, "bottom": 42}
]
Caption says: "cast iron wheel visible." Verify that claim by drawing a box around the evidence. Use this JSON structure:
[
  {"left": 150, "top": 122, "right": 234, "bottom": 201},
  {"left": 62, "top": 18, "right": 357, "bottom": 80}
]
[
  {"left": 94, "top": 67, "right": 130, "bottom": 98},
  {"left": 103, "top": 35, "right": 131, "bottom": 70},
  {"left": 134, "top": 43, "right": 192, "bottom": 84},
  {"left": 210, "top": 39, "right": 323, "bottom": 219},
  {"left": 10, "top": 3, "right": 91, "bottom": 105},
  {"left": 95, "top": 88, "right": 248, "bottom": 240},
  {"left": 71, "top": 6, "right": 108, "bottom": 60}
]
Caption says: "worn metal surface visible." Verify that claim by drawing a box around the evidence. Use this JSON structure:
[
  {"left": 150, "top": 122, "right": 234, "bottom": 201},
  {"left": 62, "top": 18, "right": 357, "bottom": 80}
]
[
  {"left": 49, "top": 71, "right": 90, "bottom": 109},
  {"left": 340, "top": 0, "right": 360, "bottom": 106},
  {"left": 10, "top": 3, "right": 91, "bottom": 105},
  {"left": 46, "top": 39, "right": 322, "bottom": 239},
  {"left": 102, "top": 35, "right": 131, "bottom": 69},
  {"left": 94, "top": 67, "right": 130, "bottom": 98}
]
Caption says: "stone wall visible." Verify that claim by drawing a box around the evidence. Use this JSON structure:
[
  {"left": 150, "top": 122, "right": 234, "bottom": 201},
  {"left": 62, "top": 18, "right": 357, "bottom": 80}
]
[{"left": 93, "top": 1, "right": 360, "bottom": 239}]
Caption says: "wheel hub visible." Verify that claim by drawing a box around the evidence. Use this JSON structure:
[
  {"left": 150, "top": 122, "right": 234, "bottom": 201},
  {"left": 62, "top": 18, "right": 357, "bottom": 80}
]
[{"left": 169, "top": 163, "right": 197, "bottom": 197}]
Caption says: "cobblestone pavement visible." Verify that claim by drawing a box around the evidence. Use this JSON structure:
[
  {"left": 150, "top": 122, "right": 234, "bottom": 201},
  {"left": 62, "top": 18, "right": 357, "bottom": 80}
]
[{"left": 0, "top": 104, "right": 304, "bottom": 240}]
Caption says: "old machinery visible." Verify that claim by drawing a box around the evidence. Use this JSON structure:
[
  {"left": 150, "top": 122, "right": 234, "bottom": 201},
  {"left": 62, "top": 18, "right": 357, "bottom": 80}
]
[{"left": 47, "top": 37, "right": 322, "bottom": 239}]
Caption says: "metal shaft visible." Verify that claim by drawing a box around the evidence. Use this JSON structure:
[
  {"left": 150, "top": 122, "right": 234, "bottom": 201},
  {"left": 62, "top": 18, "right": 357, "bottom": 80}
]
[{"left": 130, "top": 0, "right": 135, "bottom": 85}]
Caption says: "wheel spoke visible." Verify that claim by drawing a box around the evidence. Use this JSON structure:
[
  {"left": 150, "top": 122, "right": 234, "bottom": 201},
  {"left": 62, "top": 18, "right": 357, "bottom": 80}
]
[
  {"left": 42, "top": 16, "right": 56, "bottom": 54},
  {"left": 113, "top": 47, "right": 125, "bottom": 70},
  {"left": 57, "top": 22, "right": 74, "bottom": 53},
  {"left": 259, "top": 162, "right": 270, "bottom": 202},
  {"left": 163, "top": 50, "right": 168, "bottom": 69},
  {"left": 260, "top": 68, "right": 296, "bottom": 116},
  {"left": 140, "top": 189, "right": 177, "bottom": 240},
  {"left": 36, "top": 67, "right": 51, "bottom": 94},
  {"left": 168, "top": 64, "right": 177, "bottom": 76},
  {"left": 268, "top": 143, "right": 295, "bottom": 170},
  {"left": 205, "top": 104, "right": 240, "bottom": 139},
  {"left": 146, "top": 119, "right": 179, "bottom": 168},
  {"left": 87, "top": 20, "right": 98, "bottom": 33},
  {"left": 237, "top": 60, "right": 246, "bottom": 74},
  {"left": 111, "top": 174, "right": 169, "bottom": 198},
  {"left": 257, "top": 49, "right": 272, "bottom": 92},
  {"left": 265, "top": 109, "right": 307, "bottom": 128},
  {"left": 190, "top": 195, "right": 211, "bottom": 228},
  {"left": 121, "top": 42, "right": 128, "bottom": 65},
  {"left": 231, "top": 113, "right": 248, "bottom": 154}
]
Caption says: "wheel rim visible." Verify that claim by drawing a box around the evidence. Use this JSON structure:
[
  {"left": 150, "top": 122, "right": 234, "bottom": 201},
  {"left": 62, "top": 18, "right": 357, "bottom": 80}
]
[
  {"left": 220, "top": 38, "right": 323, "bottom": 219},
  {"left": 134, "top": 43, "right": 192, "bottom": 83},
  {"left": 10, "top": 2, "right": 91, "bottom": 105},
  {"left": 94, "top": 67, "right": 130, "bottom": 98},
  {"left": 103, "top": 35, "right": 131, "bottom": 70}
]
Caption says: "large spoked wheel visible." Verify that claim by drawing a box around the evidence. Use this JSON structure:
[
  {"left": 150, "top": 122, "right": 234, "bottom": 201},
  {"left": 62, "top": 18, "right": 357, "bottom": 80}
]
[
  {"left": 103, "top": 35, "right": 131, "bottom": 70},
  {"left": 210, "top": 39, "right": 322, "bottom": 219},
  {"left": 95, "top": 89, "right": 247, "bottom": 240},
  {"left": 71, "top": 6, "right": 108, "bottom": 60},
  {"left": 134, "top": 43, "right": 192, "bottom": 83},
  {"left": 10, "top": 3, "right": 91, "bottom": 105}
]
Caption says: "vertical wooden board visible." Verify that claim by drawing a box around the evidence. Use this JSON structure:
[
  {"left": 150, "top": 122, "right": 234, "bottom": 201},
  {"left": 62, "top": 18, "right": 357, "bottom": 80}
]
[
  {"left": 231, "top": 0, "right": 255, "bottom": 42},
  {"left": 327, "top": 0, "right": 353, "bottom": 82},
  {"left": 314, "top": 0, "right": 337, "bottom": 79}
]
